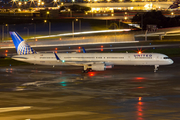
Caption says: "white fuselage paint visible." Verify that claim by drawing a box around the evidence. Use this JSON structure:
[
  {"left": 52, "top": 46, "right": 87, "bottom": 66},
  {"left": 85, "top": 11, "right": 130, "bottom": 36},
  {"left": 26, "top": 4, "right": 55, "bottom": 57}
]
[{"left": 12, "top": 53, "right": 173, "bottom": 66}]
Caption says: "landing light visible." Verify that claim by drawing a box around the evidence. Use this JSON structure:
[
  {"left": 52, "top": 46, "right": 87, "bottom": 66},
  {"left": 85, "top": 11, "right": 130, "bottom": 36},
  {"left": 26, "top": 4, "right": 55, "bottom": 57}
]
[{"left": 138, "top": 51, "right": 142, "bottom": 54}]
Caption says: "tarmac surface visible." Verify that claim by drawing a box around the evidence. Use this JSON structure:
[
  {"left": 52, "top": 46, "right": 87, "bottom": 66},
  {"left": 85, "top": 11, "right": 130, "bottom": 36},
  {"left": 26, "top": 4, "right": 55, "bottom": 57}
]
[{"left": 0, "top": 57, "right": 180, "bottom": 120}]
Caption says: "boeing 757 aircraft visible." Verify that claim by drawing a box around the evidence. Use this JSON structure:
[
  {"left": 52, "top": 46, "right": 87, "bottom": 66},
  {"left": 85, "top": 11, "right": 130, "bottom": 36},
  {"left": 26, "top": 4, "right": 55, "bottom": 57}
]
[{"left": 10, "top": 32, "right": 173, "bottom": 73}]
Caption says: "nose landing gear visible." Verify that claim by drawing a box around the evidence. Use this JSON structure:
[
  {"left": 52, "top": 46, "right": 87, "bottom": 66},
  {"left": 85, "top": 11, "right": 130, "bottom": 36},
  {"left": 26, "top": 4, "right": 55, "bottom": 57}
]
[{"left": 154, "top": 65, "right": 159, "bottom": 72}]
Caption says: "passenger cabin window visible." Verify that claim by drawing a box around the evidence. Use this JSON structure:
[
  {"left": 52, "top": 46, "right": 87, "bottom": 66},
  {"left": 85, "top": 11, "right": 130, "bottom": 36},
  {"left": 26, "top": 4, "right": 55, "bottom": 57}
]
[
  {"left": 40, "top": 57, "right": 55, "bottom": 59},
  {"left": 64, "top": 57, "right": 95, "bottom": 59},
  {"left": 107, "top": 57, "right": 124, "bottom": 59}
]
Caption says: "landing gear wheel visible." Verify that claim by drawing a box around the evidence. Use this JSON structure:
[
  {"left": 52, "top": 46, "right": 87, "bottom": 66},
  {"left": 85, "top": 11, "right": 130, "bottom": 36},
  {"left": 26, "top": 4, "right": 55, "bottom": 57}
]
[
  {"left": 154, "top": 65, "right": 159, "bottom": 73},
  {"left": 82, "top": 70, "right": 88, "bottom": 73}
]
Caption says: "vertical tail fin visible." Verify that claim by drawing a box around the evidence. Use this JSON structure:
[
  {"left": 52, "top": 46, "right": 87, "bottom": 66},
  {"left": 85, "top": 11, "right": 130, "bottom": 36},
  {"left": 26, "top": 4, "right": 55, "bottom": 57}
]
[{"left": 9, "top": 32, "right": 36, "bottom": 55}]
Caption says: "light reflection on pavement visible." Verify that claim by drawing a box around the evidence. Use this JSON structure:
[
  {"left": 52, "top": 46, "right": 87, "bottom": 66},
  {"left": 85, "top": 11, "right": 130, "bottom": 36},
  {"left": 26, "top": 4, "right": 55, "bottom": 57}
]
[{"left": 0, "top": 61, "right": 180, "bottom": 119}]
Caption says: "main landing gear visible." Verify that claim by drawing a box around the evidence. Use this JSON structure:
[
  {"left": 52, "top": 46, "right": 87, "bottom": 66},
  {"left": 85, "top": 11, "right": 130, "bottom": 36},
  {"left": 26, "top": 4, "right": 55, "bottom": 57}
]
[
  {"left": 82, "top": 68, "right": 92, "bottom": 73},
  {"left": 154, "top": 65, "right": 159, "bottom": 72}
]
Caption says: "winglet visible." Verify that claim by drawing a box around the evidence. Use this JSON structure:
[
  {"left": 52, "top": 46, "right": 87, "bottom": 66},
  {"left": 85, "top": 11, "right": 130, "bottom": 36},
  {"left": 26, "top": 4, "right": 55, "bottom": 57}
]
[
  {"left": 54, "top": 52, "right": 60, "bottom": 60},
  {"left": 82, "top": 47, "right": 86, "bottom": 53}
]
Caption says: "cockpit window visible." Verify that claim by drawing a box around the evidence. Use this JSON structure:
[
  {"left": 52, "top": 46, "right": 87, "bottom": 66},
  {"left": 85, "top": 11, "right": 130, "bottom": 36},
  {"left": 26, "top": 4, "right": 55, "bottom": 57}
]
[{"left": 164, "top": 57, "right": 170, "bottom": 59}]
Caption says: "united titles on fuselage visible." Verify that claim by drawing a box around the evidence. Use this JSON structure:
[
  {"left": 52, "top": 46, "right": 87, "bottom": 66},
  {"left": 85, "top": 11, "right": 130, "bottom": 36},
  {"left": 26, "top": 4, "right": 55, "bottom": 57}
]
[{"left": 134, "top": 54, "right": 152, "bottom": 59}]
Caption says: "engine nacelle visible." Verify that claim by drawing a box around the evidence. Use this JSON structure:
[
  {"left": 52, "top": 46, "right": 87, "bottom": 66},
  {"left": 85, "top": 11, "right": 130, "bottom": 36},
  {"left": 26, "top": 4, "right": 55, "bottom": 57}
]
[{"left": 91, "top": 64, "right": 106, "bottom": 71}]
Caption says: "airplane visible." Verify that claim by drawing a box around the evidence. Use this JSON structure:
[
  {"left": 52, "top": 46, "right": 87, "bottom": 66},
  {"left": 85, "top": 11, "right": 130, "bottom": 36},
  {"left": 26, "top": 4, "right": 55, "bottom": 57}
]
[{"left": 10, "top": 31, "right": 173, "bottom": 73}]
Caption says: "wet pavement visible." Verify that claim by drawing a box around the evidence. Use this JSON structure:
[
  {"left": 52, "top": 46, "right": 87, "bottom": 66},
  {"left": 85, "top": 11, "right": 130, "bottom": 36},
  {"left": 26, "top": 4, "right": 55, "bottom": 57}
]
[{"left": 0, "top": 57, "right": 180, "bottom": 120}]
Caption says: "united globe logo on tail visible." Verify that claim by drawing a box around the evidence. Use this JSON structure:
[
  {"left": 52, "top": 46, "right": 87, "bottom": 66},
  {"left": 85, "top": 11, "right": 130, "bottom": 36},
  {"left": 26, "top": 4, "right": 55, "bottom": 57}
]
[
  {"left": 17, "top": 41, "right": 36, "bottom": 55},
  {"left": 10, "top": 31, "right": 36, "bottom": 55}
]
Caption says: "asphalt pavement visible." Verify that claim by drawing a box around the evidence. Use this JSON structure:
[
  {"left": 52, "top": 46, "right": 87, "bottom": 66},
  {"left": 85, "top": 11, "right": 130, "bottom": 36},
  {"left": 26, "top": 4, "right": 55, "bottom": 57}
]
[{"left": 0, "top": 57, "right": 180, "bottom": 120}]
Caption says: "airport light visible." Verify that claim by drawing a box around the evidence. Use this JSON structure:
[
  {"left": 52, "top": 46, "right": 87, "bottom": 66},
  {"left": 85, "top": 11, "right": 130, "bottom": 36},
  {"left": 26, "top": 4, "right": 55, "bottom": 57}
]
[
  {"left": 18, "top": 2, "right": 21, "bottom": 6},
  {"left": 68, "top": 9, "right": 72, "bottom": 17},
  {"left": 11, "top": 0, "right": 17, "bottom": 8},
  {"left": 41, "top": 2, "right": 44, "bottom": 5},
  {"left": 29, "top": 0, "right": 35, "bottom": 7},
  {"left": 53, "top": 0, "right": 58, "bottom": 6}
]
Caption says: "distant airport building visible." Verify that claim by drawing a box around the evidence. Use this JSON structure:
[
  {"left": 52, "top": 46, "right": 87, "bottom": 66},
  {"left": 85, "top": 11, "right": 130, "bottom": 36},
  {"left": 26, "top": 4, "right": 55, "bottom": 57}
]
[{"left": 65, "top": 2, "right": 173, "bottom": 11}]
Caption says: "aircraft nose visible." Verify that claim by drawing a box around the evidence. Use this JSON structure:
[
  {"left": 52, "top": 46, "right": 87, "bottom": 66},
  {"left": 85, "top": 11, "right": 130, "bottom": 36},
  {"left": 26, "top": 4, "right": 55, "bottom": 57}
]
[{"left": 169, "top": 59, "right": 174, "bottom": 64}]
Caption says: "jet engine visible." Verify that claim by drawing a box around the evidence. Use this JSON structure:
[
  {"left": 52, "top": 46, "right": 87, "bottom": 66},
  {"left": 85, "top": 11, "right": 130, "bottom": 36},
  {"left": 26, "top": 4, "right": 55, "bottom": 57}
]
[{"left": 91, "top": 64, "right": 106, "bottom": 71}]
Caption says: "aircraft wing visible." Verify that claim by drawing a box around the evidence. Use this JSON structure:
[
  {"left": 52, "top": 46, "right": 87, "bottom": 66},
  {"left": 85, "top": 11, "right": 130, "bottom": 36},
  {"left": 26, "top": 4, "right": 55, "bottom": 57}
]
[{"left": 64, "top": 61, "right": 104, "bottom": 66}]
